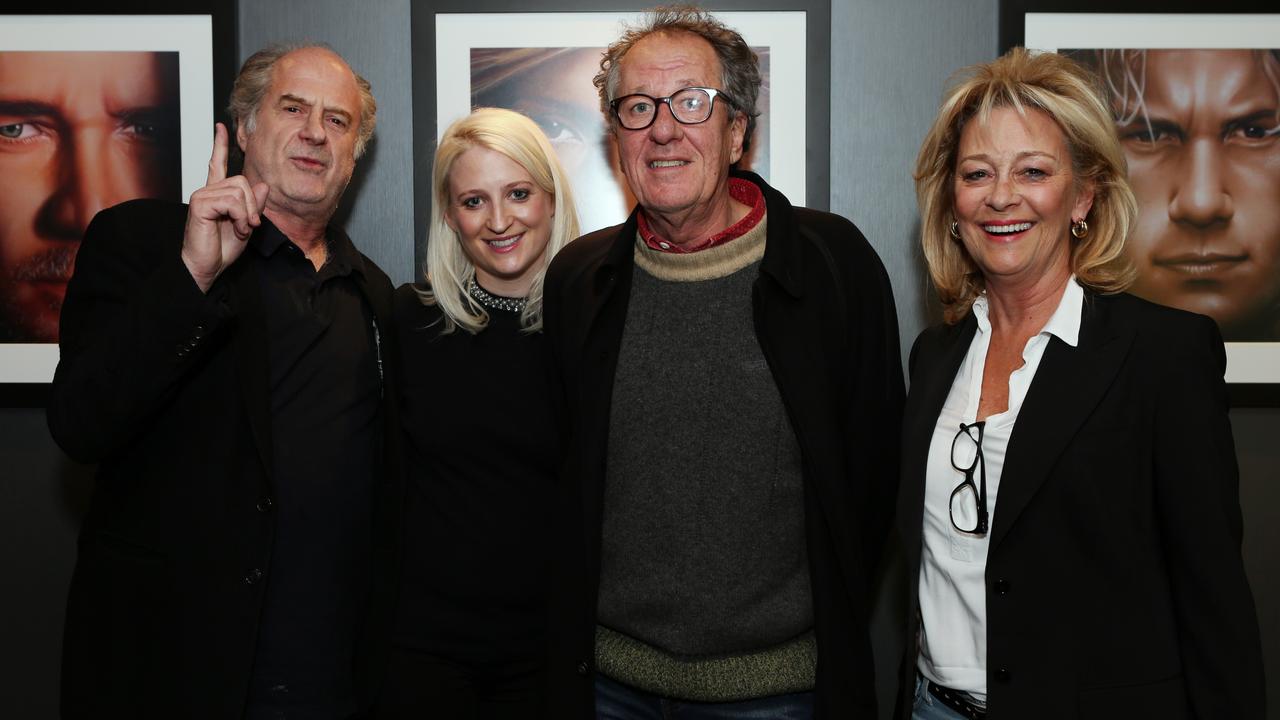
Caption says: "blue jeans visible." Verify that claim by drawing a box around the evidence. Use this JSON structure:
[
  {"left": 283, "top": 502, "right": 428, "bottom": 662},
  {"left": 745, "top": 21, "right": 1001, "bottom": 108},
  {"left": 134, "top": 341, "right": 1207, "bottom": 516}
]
[
  {"left": 594, "top": 674, "right": 813, "bottom": 720},
  {"left": 911, "top": 674, "right": 977, "bottom": 720}
]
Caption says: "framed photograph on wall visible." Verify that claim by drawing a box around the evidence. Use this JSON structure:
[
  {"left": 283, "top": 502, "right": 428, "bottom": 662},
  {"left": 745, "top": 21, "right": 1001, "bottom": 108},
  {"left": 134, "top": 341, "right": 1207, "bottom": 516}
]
[
  {"left": 1001, "top": 2, "right": 1280, "bottom": 404},
  {"left": 411, "top": 0, "right": 831, "bottom": 275},
  {"left": 0, "top": 3, "right": 235, "bottom": 397}
]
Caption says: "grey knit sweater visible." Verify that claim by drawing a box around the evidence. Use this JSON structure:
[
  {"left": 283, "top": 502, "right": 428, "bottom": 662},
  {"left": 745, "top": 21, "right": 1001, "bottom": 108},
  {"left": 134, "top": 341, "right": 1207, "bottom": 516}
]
[{"left": 595, "top": 215, "right": 816, "bottom": 701}]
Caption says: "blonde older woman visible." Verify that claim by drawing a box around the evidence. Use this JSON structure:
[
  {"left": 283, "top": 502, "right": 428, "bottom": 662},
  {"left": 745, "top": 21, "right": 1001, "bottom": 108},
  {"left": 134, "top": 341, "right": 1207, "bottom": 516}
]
[
  {"left": 378, "top": 107, "right": 579, "bottom": 718},
  {"left": 897, "top": 49, "right": 1263, "bottom": 720}
]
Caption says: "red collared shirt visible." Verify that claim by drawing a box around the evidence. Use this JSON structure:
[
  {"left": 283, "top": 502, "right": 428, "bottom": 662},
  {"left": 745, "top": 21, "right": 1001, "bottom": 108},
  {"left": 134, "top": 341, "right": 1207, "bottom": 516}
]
[{"left": 637, "top": 178, "right": 766, "bottom": 254}]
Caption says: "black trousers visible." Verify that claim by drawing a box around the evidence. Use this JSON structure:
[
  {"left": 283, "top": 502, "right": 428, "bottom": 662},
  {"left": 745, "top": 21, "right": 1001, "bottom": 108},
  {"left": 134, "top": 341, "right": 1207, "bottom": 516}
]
[{"left": 373, "top": 645, "right": 545, "bottom": 720}]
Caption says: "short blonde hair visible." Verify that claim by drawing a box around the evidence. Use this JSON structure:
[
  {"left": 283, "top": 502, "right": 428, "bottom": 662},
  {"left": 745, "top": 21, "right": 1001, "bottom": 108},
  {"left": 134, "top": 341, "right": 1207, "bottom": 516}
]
[
  {"left": 228, "top": 43, "right": 377, "bottom": 159},
  {"left": 422, "top": 107, "right": 580, "bottom": 333},
  {"left": 914, "top": 47, "right": 1137, "bottom": 323}
]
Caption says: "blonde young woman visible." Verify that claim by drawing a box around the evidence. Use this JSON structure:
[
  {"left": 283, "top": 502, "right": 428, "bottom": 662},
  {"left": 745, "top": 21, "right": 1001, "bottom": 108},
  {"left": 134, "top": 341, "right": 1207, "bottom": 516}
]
[
  {"left": 898, "top": 49, "right": 1263, "bottom": 720},
  {"left": 377, "top": 107, "right": 579, "bottom": 719}
]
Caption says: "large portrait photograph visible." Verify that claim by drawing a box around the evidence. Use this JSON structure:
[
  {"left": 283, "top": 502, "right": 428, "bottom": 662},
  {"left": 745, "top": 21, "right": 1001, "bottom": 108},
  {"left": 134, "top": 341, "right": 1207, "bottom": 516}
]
[
  {"left": 0, "top": 14, "right": 215, "bottom": 383},
  {"left": 1023, "top": 13, "right": 1280, "bottom": 389},
  {"left": 419, "top": 9, "right": 814, "bottom": 262}
]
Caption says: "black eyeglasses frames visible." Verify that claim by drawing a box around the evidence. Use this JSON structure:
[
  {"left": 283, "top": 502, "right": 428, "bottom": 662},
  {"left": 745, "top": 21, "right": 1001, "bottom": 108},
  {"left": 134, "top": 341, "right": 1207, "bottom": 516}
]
[
  {"left": 950, "top": 420, "right": 989, "bottom": 536},
  {"left": 609, "top": 87, "right": 736, "bottom": 130}
]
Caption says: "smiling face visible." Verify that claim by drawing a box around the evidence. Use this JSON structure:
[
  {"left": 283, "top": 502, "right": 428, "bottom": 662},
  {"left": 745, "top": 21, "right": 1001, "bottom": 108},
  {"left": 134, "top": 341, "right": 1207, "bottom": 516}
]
[
  {"left": 952, "top": 106, "right": 1094, "bottom": 295},
  {"left": 444, "top": 145, "right": 555, "bottom": 298},
  {"left": 237, "top": 47, "right": 362, "bottom": 225},
  {"left": 1117, "top": 50, "right": 1280, "bottom": 339},
  {"left": 0, "top": 51, "right": 180, "bottom": 342},
  {"left": 612, "top": 31, "right": 746, "bottom": 234}
]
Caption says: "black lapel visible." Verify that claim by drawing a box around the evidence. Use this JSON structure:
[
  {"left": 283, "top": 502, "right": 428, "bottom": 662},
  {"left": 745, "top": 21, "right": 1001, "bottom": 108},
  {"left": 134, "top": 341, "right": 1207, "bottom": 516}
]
[
  {"left": 349, "top": 256, "right": 390, "bottom": 395},
  {"left": 750, "top": 188, "right": 869, "bottom": 596},
  {"left": 743, "top": 169, "right": 804, "bottom": 299},
  {"left": 224, "top": 253, "right": 274, "bottom": 480},
  {"left": 990, "top": 294, "right": 1134, "bottom": 551},
  {"left": 576, "top": 222, "right": 635, "bottom": 560},
  {"left": 577, "top": 215, "right": 638, "bottom": 355},
  {"left": 744, "top": 171, "right": 816, "bottom": 455},
  {"left": 898, "top": 317, "right": 977, "bottom": 562}
]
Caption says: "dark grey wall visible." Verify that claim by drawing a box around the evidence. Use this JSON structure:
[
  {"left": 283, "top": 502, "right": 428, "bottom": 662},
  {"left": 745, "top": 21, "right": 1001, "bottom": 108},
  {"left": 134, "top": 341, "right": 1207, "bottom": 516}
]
[
  {"left": 831, "top": 0, "right": 998, "bottom": 358},
  {"left": 1236, "top": 408, "right": 1280, "bottom": 719},
  {"left": 0, "top": 409, "right": 92, "bottom": 712},
  {"left": 1, "top": 1, "right": 1276, "bottom": 717}
]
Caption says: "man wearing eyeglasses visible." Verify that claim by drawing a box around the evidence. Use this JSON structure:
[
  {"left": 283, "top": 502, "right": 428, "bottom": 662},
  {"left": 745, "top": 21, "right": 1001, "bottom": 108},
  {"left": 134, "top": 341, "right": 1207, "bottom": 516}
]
[{"left": 542, "top": 6, "right": 904, "bottom": 718}]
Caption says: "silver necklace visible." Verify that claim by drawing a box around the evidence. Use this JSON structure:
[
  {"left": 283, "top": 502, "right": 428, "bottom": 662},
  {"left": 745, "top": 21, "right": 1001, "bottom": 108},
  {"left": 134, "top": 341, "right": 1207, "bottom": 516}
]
[{"left": 467, "top": 278, "right": 527, "bottom": 313}]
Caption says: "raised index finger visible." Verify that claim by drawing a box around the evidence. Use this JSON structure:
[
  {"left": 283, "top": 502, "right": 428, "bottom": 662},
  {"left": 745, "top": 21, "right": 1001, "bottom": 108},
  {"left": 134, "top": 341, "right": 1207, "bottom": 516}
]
[{"left": 206, "top": 123, "right": 229, "bottom": 185}]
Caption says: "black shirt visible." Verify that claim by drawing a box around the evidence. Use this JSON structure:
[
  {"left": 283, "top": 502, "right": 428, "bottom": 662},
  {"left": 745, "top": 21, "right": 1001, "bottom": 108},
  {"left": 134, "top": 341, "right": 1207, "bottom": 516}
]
[
  {"left": 391, "top": 283, "right": 559, "bottom": 662},
  {"left": 247, "top": 219, "right": 382, "bottom": 717}
]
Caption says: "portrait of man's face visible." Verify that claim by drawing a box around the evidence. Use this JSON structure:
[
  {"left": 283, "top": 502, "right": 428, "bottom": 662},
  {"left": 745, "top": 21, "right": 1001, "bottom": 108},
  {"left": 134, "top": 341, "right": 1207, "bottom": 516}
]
[
  {"left": 470, "top": 45, "right": 770, "bottom": 235},
  {"left": 0, "top": 51, "right": 181, "bottom": 343},
  {"left": 1074, "top": 48, "right": 1280, "bottom": 341}
]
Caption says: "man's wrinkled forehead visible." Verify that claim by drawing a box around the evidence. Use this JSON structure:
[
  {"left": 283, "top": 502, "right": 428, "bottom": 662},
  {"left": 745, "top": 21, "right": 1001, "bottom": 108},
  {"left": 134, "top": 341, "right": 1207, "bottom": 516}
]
[
  {"left": 617, "top": 31, "right": 721, "bottom": 96},
  {"left": 262, "top": 48, "right": 360, "bottom": 115}
]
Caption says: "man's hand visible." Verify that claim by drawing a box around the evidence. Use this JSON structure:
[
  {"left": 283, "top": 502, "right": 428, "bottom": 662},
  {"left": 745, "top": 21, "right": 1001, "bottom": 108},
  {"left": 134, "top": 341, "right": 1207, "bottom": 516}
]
[{"left": 181, "top": 123, "right": 271, "bottom": 293}]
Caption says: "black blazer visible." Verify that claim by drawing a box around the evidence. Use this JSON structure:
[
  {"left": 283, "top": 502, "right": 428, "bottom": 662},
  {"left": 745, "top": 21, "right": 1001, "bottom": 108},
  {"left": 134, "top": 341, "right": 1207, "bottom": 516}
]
[
  {"left": 895, "top": 291, "right": 1264, "bottom": 719},
  {"left": 48, "top": 199, "right": 402, "bottom": 719},
  {"left": 542, "top": 172, "right": 905, "bottom": 718}
]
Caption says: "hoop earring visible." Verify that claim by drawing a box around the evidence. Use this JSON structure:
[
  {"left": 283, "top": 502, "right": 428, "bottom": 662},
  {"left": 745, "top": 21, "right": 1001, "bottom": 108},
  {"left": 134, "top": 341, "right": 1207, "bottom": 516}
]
[
  {"left": 949, "top": 220, "right": 961, "bottom": 239},
  {"left": 1071, "top": 218, "right": 1088, "bottom": 239}
]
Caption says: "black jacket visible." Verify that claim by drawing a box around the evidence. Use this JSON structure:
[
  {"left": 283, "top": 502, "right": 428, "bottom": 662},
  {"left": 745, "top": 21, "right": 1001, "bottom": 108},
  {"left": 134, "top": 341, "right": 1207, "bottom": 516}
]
[
  {"left": 542, "top": 172, "right": 905, "bottom": 717},
  {"left": 48, "top": 199, "right": 402, "bottom": 719},
  {"left": 895, "top": 292, "right": 1264, "bottom": 719}
]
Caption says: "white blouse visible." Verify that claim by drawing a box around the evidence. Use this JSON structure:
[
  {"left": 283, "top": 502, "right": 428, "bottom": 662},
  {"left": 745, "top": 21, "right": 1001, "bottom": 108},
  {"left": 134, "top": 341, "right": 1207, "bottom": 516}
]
[{"left": 916, "top": 277, "right": 1084, "bottom": 699}]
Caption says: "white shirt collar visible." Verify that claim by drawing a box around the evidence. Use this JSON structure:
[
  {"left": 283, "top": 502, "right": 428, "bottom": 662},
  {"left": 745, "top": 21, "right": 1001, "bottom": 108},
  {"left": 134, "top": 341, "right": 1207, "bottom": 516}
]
[{"left": 971, "top": 275, "right": 1083, "bottom": 348}]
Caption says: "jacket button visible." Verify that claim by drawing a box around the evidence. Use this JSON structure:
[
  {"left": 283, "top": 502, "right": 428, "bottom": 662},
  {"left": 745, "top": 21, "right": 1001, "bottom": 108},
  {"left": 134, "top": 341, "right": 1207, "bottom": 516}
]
[
  {"left": 994, "top": 579, "right": 1010, "bottom": 595},
  {"left": 244, "top": 568, "right": 263, "bottom": 585},
  {"left": 175, "top": 344, "right": 188, "bottom": 358},
  {"left": 193, "top": 324, "right": 206, "bottom": 338},
  {"left": 576, "top": 661, "right": 589, "bottom": 675},
  {"left": 256, "top": 497, "right": 274, "bottom": 512},
  {"left": 994, "top": 667, "right": 1010, "bottom": 683}
]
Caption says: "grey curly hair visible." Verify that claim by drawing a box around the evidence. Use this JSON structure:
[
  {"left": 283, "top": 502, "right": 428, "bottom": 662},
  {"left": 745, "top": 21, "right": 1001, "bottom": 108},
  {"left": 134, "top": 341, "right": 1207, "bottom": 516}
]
[{"left": 593, "top": 4, "right": 761, "bottom": 155}]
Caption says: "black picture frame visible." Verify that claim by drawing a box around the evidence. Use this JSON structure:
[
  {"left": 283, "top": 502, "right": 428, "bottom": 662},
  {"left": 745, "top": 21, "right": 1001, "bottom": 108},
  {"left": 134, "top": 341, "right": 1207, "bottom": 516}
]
[
  {"left": 0, "top": 0, "right": 238, "bottom": 407},
  {"left": 409, "top": 0, "right": 832, "bottom": 274},
  {"left": 1001, "top": 1, "right": 1280, "bottom": 407}
]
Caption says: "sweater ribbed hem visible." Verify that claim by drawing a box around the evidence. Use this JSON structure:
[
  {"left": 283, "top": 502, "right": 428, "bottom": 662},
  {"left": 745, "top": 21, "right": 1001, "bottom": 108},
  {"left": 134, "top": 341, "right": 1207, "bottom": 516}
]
[
  {"left": 633, "top": 214, "right": 767, "bottom": 282},
  {"left": 594, "top": 624, "right": 816, "bottom": 702}
]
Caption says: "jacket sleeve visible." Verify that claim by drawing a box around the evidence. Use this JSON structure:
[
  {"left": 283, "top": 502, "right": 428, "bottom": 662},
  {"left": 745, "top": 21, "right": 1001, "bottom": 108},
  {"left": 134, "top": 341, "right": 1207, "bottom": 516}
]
[
  {"left": 1151, "top": 315, "right": 1264, "bottom": 718},
  {"left": 47, "top": 202, "right": 232, "bottom": 463},
  {"left": 843, "top": 228, "right": 906, "bottom": 570}
]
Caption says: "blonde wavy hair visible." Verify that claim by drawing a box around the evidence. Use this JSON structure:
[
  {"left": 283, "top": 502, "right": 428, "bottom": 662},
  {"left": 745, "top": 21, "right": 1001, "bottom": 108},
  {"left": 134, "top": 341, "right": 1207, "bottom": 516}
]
[
  {"left": 421, "top": 107, "right": 580, "bottom": 333},
  {"left": 914, "top": 48, "right": 1137, "bottom": 323}
]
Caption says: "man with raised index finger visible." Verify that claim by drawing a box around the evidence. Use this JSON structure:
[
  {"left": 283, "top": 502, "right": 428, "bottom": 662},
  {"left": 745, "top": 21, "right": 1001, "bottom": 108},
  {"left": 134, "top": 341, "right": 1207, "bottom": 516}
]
[
  {"left": 542, "top": 6, "right": 904, "bottom": 718},
  {"left": 48, "top": 44, "right": 400, "bottom": 719}
]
